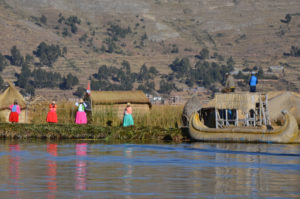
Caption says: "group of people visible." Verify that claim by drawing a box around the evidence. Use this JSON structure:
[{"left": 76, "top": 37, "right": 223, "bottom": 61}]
[
  {"left": 224, "top": 71, "right": 258, "bottom": 93},
  {"left": 8, "top": 98, "right": 135, "bottom": 127},
  {"left": 8, "top": 71, "right": 258, "bottom": 125},
  {"left": 45, "top": 99, "right": 89, "bottom": 124},
  {"left": 8, "top": 99, "right": 89, "bottom": 124}
]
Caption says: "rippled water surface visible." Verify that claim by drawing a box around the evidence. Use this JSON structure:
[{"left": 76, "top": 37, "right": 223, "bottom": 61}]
[{"left": 0, "top": 140, "right": 299, "bottom": 199}]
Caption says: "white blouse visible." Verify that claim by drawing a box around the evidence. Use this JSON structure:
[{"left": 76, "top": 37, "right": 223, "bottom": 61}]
[{"left": 75, "top": 102, "right": 87, "bottom": 112}]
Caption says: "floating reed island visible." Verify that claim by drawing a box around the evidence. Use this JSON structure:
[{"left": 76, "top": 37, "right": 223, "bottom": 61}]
[
  {"left": 0, "top": 92, "right": 185, "bottom": 141},
  {"left": 0, "top": 123, "right": 185, "bottom": 141},
  {"left": 0, "top": 85, "right": 186, "bottom": 141}
]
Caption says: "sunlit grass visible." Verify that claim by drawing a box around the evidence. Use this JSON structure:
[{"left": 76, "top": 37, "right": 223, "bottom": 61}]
[
  {"left": 28, "top": 102, "right": 183, "bottom": 128},
  {"left": 29, "top": 101, "right": 75, "bottom": 124},
  {"left": 133, "top": 105, "right": 183, "bottom": 128}
]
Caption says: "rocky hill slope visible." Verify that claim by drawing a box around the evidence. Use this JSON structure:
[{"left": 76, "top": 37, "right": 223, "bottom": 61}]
[{"left": 0, "top": 0, "right": 299, "bottom": 98}]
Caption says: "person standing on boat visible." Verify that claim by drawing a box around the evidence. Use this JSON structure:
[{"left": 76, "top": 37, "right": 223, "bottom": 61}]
[
  {"left": 9, "top": 99, "right": 21, "bottom": 123},
  {"left": 123, "top": 102, "right": 134, "bottom": 127},
  {"left": 249, "top": 71, "right": 258, "bottom": 92},
  {"left": 75, "top": 99, "right": 87, "bottom": 124},
  {"left": 224, "top": 73, "right": 235, "bottom": 92},
  {"left": 46, "top": 101, "right": 58, "bottom": 123}
]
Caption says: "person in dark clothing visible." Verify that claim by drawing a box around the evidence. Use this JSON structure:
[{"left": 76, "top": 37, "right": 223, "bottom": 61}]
[{"left": 249, "top": 71, "right": 258, "bottom": 92}]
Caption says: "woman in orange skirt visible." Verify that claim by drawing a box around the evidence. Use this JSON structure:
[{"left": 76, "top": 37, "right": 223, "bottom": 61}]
[
  {"left": 46, "top": 101, "right": 58, "bottom": 123},
  {"left": 9, "top": 99, "right": 21, "bottom": 123}
]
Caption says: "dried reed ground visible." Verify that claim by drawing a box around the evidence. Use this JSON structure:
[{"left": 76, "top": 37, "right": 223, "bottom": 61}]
[
  {"left": 0, "top": 103, "right": 184, "bottom": 141},
  {"left": 29, "top": 102, "right": 183, "bottom": 128}
]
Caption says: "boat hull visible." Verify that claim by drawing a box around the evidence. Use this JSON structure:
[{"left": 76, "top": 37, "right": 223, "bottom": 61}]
[{"left": 189, "top": 111, "right": 299, "bottom": 143}]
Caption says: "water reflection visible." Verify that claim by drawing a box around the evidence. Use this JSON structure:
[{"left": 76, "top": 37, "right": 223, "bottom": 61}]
[
  {"left": 123, "top": 147, "right": 133, "bottom": 199},
  {"left": 75, "top": 143, "right": 87, "bottom": 194},
  {"left": 47, "top": 144, "right": 57, "bottom": 199},
  {"left": 190, "top": 143, "right": 300, "bottom": 198},
  {"left": 8, "top": 144, "right": 20, "bottom": 197},
  {"left": 0, "top": 141, "right": 299, "bottom": 198}
]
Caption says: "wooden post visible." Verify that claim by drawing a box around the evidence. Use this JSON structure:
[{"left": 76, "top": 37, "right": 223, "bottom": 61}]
[
  {"left": 25, "top": 102, "right": 28, "bottom": 123},
  {"left": 71, "top": 106, "right": 74, "bottom": 123},
  {"left": 259, "top": 94, "right": 262, "bottom": 126},
  {"left": 265, "top": 94, "right": 271, "bottom": 125},
  {"left": 236, "top": 110, "right": 238, "bottom": 126},
  {"left": 90, "top": 95, "right": 93, "bottom": 117},
  {"left": 262, "top": 109, "right": 266, "bottom": 125},
  {"left": 215, "top": 108, "right": 218, "bottom": 128},
  {"left": 225, "top": 109, "right": 228, "bottom": 126},
  {"left": 245, "top": 113, "right": 249, "bottom": 126}
]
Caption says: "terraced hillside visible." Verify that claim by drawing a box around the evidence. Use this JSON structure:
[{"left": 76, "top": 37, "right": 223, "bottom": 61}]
[{"left": 0, "top": 0, "right": 299, "bottom": 98}]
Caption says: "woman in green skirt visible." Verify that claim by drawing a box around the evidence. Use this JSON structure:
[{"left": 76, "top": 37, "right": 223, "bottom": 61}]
[{"left": 123, "top": 102, "right": 134, "bottom": 127}]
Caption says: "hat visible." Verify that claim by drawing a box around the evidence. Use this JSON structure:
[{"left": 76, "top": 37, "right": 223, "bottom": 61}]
[
  {"left": 52, "top": 101, "right": 56, "bottom": 104},
  {"left": 251, "top": 71, "right": 255, "bottom": 75},
  {"left": 79, "top": 98, "right": 84, "bottom": 103},
  {"left": 127, "top": 102, "right": 131, "bottom": 106},
  {"left": 225, "top": 72, "right": 229, "bottom": 76}
]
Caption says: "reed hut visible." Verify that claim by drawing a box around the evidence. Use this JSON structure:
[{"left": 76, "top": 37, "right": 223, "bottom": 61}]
[
  {"left": 0, "top": 83, "right": 27, "bottom": 123},
  {"left": 199, "top": 92, "right": 270, "bottom": 128},
  {"left": 90, "top": 90, "right": 151, "bottom": 118}
]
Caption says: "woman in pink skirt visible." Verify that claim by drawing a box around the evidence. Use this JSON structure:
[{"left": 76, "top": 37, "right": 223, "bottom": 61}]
[{"left": 75, "top": 99, "right": 87, "bottom": 124}]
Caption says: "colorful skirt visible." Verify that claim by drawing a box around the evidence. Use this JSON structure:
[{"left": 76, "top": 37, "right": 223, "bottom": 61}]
[
  {"left": 46, "top": 111, "right": 58, "bottom": 123},
  {"left": 123, "top": 114, "right": 134, "bottom": 127},
  {"left": 9, "top": 112, "right": 19, "bottom": 123},
  {"left": 75, "top": 111, "right": 87, "bottom": 124}
]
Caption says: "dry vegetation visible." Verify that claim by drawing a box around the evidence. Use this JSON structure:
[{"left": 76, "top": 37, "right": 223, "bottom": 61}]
[
  {"left": 0, "top": 102, "right": 185, "bottom": 141},
  {"left": 28, "top": 102, "right": 183, "bottom": 128},
  {"left": 0, "top": 0, "right": 299, "bottom": 97}
]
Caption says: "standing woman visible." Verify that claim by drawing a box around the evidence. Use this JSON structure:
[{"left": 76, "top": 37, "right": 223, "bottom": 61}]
[
  {"left": 75, "top": 99, "right": 87, "bottom": 124},
  {"left": 46, "top": 101, "right": 58, "bottom": 123},
  {"left": 123, "top": 102, "right": 134, "bottom": 127},
  {"left": 9, "top": 99, "right": 21, "bottom": 123}
]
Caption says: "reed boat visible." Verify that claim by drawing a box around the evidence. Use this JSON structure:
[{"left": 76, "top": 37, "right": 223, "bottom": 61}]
[{"left": 188, "top": 92, "right": 299, "bottom": 143}]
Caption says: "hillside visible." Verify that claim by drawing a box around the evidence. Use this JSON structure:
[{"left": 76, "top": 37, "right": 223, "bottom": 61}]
[{"left": 0, "top": 0, "right": 299, "bottom": 99}]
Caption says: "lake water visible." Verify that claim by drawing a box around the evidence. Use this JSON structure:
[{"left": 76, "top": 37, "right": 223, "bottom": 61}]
[{"left": 0, "top": 140, "right": 299, "bottom": 199}]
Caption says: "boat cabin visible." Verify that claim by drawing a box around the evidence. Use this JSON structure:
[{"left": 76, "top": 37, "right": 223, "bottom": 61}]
[{"left": 199, "top": 92, "right": 271, "bottom": 128}]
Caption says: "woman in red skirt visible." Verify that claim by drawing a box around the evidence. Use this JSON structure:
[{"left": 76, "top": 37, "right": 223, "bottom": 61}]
[
  {"left": 46, "top": 101, "right": 58, "bottom": 123},
  {"left": 9, "top": 99, "right": 21, "bottom": 123}
]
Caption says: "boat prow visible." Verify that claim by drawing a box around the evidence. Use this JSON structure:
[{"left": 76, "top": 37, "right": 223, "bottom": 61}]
[{"left": 189, "top": 111, "right": 299, "bottom": 143}]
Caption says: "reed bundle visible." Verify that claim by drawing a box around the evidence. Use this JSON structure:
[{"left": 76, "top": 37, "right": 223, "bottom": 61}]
[
  {"left": 91, "top": 90, "right": 150, "bottom": 105},
  {"left": 215, "top": 93, "right": 260, "bottom": 112}
]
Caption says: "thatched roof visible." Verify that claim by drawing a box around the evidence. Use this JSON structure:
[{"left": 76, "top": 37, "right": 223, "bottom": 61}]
[
  {"left": 91, "top": 90, "right": 151, "bottom": 106},
  {"left": 203, "top": 92, "right": 263, "bottom": 112},
  {"left": 0, "top": 83, "right": 26, "bottom": 108},
  {"left": 202, "top": 98, "right": 216, "bottom": 109}
]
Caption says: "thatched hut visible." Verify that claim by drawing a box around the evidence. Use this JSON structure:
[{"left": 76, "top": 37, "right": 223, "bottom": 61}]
[
  {"left": 90, "top": 90, "right": 151, "bottom": 118},
  {"left": 0, "top": 83, "right": 27, "bottom": 123}
]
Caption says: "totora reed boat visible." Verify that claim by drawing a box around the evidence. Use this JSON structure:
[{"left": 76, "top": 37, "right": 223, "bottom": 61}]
[{"left": 188, "top": 92, "right": 300, "bottom": 143}]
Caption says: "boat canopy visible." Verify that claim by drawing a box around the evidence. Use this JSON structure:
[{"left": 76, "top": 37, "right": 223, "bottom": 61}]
[{"left": 215, "top": 92, "right": 264, "bottom": 113}]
